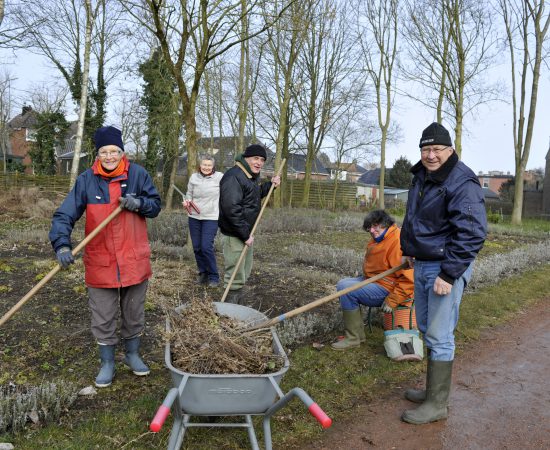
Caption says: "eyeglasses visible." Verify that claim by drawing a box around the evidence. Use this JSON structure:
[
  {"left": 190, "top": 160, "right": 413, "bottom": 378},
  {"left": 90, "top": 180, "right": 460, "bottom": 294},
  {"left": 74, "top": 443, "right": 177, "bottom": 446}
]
[
  {"left": 420, "top": 146, "right": 450, "bottom": 156},
  {"left": 98, "top": 150, "right": 121, "bottom": 158}
]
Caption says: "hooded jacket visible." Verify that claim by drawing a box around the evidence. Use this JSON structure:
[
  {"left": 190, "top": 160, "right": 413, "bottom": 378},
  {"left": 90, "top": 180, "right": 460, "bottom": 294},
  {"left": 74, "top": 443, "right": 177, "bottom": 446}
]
[
  {"left": 400, "top": 152, "right": 487, "bottom": 283},
  {"left": 49, "top": 157, "right": 161, "bottom": 288},
  {"left": 363, "top": 224, "right": 415, "bottom": 308},
  {"left": 218, "top": 157, "right": 272, "bottom": 242}
]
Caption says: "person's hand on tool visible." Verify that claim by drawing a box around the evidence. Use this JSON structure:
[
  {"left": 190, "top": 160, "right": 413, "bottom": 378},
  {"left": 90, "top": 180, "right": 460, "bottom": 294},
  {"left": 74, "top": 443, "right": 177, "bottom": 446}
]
[
  {"left": 119, "top": 195, "right": 141, "bottom": 212},
  {"left": 433, "top": 276, "right": 452, "bottom": 296},
  {"left": 271, "top": 175, "right": 281, "bottom": 187},
  {"left": 402, "top": 255, "right": 414, "bottom": 268},
  {"left": 244, "top": 236, "right": 254, "bottom": 247},
  {"left": 56, "top": 247, "right": 75, "bottom": 269},
  {"left": 381, "top": 300, "right": 393, "bottom": 314}
]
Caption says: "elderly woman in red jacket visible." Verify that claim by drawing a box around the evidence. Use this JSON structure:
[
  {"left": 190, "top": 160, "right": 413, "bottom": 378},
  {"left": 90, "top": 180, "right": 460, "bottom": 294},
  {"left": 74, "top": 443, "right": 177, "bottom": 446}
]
[{"left": 49, "top": 126, "right": 161, "bottom": 388}]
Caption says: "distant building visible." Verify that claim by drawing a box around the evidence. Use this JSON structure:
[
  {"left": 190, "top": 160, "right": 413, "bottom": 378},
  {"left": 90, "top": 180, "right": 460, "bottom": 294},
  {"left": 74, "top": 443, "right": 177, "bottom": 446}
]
[
  {"left": 542, "top": 144, "right": 550, "bottom": 217},
  {"left": 477, "top": 170, "right": 514, "bottom": 195},
  {"left": 324, "top": 161, "right": 367, "bottom": 182},
  {"left": 7, "top": 105, "right": 38, "bottom": 173}
]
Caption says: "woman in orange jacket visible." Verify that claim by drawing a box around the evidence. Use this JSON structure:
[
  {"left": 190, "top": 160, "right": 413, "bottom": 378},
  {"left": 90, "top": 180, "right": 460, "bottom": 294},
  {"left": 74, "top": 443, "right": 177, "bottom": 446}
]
[{"left": 331, "top": 210, "right": 414, "bottom": 350}]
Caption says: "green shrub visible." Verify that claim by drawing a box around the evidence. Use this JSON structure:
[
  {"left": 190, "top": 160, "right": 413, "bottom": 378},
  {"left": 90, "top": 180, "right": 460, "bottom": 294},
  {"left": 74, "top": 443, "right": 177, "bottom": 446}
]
[{"left": 486, "top": 208, "right": 503, "bottom": 224}]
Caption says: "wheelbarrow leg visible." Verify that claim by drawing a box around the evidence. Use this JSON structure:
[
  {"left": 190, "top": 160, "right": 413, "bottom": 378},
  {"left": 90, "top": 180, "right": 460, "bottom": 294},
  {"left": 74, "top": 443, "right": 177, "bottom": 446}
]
[
  {"left": 262, "top": 387, "right": 332, "bottom": 450},
  {"left": 244, "top": 415, "right": 260, "bottom": 450},
  {"left": 166, "top": 409, "right": 185, "bottom": 450}
]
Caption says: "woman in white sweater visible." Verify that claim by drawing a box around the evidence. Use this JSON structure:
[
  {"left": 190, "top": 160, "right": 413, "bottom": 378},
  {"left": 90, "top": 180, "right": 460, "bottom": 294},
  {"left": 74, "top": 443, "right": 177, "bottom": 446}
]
[{"left": 183, "top": 154, "right": 224, "bottom": 287}]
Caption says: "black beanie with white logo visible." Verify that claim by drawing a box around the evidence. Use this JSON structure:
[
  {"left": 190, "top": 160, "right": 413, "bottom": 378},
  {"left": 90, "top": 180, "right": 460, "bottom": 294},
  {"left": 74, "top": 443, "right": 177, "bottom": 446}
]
[{"left": 419, "top": 122, "right": 452, "bottom": 148}]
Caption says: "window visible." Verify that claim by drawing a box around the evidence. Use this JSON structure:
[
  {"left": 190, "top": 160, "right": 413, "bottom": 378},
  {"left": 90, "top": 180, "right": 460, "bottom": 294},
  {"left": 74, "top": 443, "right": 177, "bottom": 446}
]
[
  {"left": 483, "top": 178, "right": 489, "bottom": 188},
  {"left": 26, "top": 129, "right": 37, "bottom": 142}
]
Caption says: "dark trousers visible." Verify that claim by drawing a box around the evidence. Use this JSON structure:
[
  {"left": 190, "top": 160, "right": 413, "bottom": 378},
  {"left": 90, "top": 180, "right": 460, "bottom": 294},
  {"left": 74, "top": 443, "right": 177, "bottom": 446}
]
[
  {"left": 188, "top": 217, "right": 219, "bottom": 282},
  {"left": 88, "top": 280, "right": 148, "bottom": 345}
]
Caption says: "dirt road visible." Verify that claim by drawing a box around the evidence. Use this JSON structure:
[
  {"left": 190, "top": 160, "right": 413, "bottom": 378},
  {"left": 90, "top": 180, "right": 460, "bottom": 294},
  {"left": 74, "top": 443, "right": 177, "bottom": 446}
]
[{"left": 301, "top": 302, "right": 550, "bottom": 450}]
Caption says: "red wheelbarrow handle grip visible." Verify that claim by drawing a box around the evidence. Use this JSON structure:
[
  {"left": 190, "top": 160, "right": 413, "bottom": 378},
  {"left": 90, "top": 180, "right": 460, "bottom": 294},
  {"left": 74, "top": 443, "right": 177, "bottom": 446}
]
[
  {"left": 150, "top": 388, "right": 179, "bottom": 432},
  {"left": 150, "top": 406, "right": 170, "bottom": 432},
  {"left": 308, "top": 403, "right": 332, "bottom": 429}
]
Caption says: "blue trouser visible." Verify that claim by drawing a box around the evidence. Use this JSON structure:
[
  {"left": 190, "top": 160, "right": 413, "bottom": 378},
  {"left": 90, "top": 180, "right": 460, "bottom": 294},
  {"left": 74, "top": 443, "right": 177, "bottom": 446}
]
[
  {"left": 337, "top": 276, "right": 389, "bottom": 310},
  {"left": 188, "top": 217, "right": 219, "bottom": 282},
  {"left": 413, "top": 260, "right": 474, "bottom": 361}
]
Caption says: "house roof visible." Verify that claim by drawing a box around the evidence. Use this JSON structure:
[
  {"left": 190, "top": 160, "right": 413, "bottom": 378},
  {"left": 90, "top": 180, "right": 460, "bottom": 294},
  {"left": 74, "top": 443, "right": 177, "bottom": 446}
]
[
  {"left": 358, "top": 168, "right": 386, "bottom": 184},
  {"left": 58, "top": 151, "right": 89, "bottom": 160},
  {"left": 482, "top": 187, "right": 500, "bottom": 199},
  {"left": 384, "top": 188, "right": 409, "bottom": 195},
  {"left": 324, "top": 162, "right": 367, "bottom": 173},
  {"left": 8, "top": 106, "right": 38, "bottom": 129}
]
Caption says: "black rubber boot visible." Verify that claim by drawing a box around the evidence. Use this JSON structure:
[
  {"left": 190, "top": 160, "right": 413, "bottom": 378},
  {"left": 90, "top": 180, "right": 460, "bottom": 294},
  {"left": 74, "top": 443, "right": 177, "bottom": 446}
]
[
  {"left": 196, "top": 273, "right": 208, "bottom": 285},
  {"left": 402, "top": 360, "right": 453, "bottom": 424},
  {"left": 331, "top": 309, "right": 366, "bottom": 351}
]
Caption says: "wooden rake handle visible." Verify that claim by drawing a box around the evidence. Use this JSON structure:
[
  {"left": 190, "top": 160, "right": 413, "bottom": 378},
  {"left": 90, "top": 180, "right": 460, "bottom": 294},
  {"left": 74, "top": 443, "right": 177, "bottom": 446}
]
[
  {"left": 246, "top": 262, "right": 409, "bottom": 331},
  {"left": 0, "top": 206, "right": 123, "bottom": 327},
  {"left": 221, "top": 158, "right": 287, "bottom": 302}
]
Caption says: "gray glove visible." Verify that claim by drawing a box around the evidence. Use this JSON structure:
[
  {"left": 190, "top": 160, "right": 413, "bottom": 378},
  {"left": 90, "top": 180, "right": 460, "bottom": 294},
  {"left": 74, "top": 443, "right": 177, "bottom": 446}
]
[
  {"left": 119, "top": 195, "right": 141, "bottom": 212},
  {"left": 56, "top": 247, "right": 74, "bottom": 269},
  {"left": 381, "top": 300, "right": 393, "bottom": 314}
]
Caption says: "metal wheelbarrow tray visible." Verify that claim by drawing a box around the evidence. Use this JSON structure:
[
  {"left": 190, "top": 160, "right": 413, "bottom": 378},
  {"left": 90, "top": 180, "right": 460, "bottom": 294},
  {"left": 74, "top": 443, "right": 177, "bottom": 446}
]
[{"left": 150, "top": 302, "right": 331, "bottom": 450}]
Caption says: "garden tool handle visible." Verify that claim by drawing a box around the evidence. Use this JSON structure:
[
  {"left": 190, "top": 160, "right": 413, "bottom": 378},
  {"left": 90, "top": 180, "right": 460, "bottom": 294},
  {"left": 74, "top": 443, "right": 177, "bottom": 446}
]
[
  {"left": 309, "top": 403, "right": 332, "bottom": 429},
  {"left": 150, "top": 388, "right": 179, "bottom": 432},
  {"left": 221, "top": 158, "right": 286, "bottom": 302},
  {"left": 0, "top": 206, "right": 123, "bottom": 328},
  {"left": 246, "top": 262, "right": 409, "bottom": 330}
]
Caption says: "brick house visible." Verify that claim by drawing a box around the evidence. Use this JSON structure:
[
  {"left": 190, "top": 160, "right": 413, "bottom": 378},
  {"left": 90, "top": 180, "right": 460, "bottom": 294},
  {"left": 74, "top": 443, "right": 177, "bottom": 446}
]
[
  {"left": 324, "top": 161, "right": 367, "bottom": 182},
  {"left": 477, "top": 171, "right": 514, "bottom": 197},
  {"left": 7, "top": 105, "right": 38, "bottom": 173}
]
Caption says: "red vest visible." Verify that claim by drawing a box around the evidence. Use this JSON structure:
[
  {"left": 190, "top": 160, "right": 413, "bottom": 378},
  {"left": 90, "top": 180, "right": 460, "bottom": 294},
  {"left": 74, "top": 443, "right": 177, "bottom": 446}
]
[{"left": 82, "top": 160, "right": 152, "bottom": 288}]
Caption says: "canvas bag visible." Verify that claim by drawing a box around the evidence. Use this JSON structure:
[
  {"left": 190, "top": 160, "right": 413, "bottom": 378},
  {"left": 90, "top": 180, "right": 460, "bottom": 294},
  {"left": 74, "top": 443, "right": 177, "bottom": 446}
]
[{"left": 383, "top": 328, "right": 424, "bottom": 362}]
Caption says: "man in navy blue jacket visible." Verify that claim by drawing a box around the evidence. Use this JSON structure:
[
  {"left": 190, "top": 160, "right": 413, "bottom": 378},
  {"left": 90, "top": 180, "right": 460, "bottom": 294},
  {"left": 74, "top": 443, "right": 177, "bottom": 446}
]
[{"left": 400, "top": 122, "right": 487, "bottom": 425}]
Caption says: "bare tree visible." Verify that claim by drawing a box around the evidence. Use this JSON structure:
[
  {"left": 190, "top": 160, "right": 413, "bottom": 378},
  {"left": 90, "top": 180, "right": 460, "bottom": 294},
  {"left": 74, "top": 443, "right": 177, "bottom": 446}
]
[
  {"left": 401, "top": 0, "right": 497, "bottom": 157},
  {"left": 10, "top": 0, "right": 127, "bottom": 185},
  {"left": 499, "top": 0, "right": 550, "bottom": 225},
  {"left": 259, "top": 0, "right": 312, "bottom": 207},
  {"left": 122, "top": 0, "right": 293, "bottom": 204},
  {"left": 295, "top": 0, "right": 361, "bottom": 207},
  {"left": 329, "top": 105, "right": 377, "bottom": 205},
  {"left": 70, "top": 0, "right": 95, "bottom": 186},
  {"left": 357, "top": 0, "right": 400, "bottom": 209}
]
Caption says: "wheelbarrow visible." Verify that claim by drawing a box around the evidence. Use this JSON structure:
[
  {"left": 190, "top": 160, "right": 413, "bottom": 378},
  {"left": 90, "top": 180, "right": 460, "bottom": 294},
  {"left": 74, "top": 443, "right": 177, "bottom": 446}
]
[{"left": 150, "top": 302, "right": 332, "bottom": 450}]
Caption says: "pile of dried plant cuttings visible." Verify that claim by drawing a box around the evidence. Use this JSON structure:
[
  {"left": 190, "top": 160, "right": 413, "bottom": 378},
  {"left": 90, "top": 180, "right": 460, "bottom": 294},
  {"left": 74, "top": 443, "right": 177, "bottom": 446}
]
[{"left": 166, "top": 299, "right": 285, "bottom": 375}]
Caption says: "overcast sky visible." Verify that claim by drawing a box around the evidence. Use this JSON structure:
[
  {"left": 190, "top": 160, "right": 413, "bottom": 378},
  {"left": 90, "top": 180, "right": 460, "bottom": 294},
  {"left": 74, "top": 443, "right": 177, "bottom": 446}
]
[{"left": 2, "top": 48, "right": 549, "bottom": 176}]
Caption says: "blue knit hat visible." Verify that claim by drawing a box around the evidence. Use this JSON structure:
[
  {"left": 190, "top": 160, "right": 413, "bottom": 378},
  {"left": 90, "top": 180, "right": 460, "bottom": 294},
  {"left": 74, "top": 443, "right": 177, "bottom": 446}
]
[{"left": 94, "top": 126, "right": 124, "bottom": 152}]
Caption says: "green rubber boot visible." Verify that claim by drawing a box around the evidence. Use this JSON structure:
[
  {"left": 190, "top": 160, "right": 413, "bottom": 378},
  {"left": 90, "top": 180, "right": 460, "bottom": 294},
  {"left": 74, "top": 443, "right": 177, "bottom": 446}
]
[
  {"left": 331, "top": 309, "right": 366, "bottom": 351},
  {"left": 405, "top": 349, "right": 431, "bottom": 403},
  {"left": 401, "top": 360, "right": 453, "bottom": 424}
]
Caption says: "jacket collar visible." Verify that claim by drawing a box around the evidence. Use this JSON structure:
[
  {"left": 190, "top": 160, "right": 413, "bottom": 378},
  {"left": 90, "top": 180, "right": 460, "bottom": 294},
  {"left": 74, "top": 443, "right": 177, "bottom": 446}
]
[
  {"left": 410, "top": 151, "right": 459, "bottom": 184},
  {"left": 235, "top": 161, "right": 253, "bottom": 179}
]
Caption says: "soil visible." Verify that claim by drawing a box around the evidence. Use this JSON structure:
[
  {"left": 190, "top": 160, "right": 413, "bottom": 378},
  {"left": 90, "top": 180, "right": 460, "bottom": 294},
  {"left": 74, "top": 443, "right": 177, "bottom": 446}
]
[{"left": 300, "top": 301, "right": 550, "bottom": 450}]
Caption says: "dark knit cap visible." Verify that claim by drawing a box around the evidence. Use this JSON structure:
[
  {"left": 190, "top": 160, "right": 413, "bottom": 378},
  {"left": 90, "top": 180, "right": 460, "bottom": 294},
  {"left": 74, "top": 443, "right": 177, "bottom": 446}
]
[
  {"left": 94, "top": 126, "right": 124, "bottom": 152},
  {"left": 243, "top": 144, "right": 267, "bottom": 159},
  {"left": 419, "top": 122, "right": 452, "bottom": 148}
]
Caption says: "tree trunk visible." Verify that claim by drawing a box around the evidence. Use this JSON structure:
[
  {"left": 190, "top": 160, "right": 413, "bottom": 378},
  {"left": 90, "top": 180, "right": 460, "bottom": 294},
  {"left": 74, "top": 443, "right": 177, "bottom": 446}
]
[{"left": 70, "top": 0, "right": 93, "bottom": 188}]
